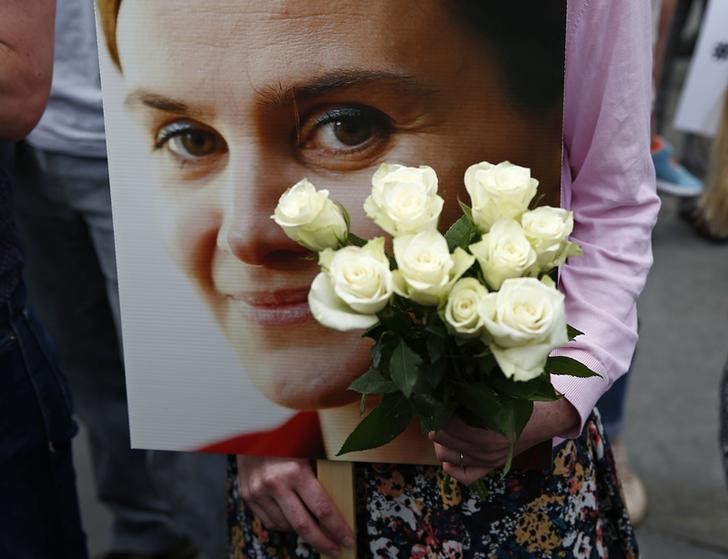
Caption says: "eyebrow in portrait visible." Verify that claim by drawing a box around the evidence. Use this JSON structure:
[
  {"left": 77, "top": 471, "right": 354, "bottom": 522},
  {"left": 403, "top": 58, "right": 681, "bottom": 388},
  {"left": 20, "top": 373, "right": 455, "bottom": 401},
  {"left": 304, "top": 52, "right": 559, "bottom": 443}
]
[
  {"left": 124, "top": 69, "right": 439, "bottom": 124},
  {"left": 254, "top": 69, "right": 439, "bottom": 107},
  {"left": 125, "top": 91, "right": 211, "bottom": 120}
]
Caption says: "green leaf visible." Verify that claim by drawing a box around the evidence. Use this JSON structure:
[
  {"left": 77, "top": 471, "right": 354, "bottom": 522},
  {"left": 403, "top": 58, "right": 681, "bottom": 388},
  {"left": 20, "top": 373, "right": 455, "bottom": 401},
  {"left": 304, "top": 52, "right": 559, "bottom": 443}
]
[
  {"left": 499, "top": 399, "right": 534, "bottom": 474},
  {"left": 454, "top": 334, "right": 475, "bottom": 348},
  {"left": 387, "top": 254, "right": 398, "bottom": 270},
  {"left": 340, "top": 204, "right": 352, "bottom": 230},
  {"left": 420, "top": 358, "right": 446, "bottom": 388},
  {"left": 337, "top": 393, "right": 413, "bottom": 455},
  {"left": 567, "top": 324, "right": 583, "bottom": 340},
  {"left": 389, "top": 340, "right": 422, "bottom": 398},
  {"left": 425, "top": 317, "right": 447, "bottom": 365},
  {"left": 530, "top": 193, "right": 547, "bottom": 210},
  {"left": 442, "top": 381, "right": 457, "bottom": 409},
  {"left": 490, "top": 373, "right": 560, "bottom": 401},
  {"left": 425, "top": 332, "right": 446, "bottom": 365},
  {"left": 347, "top": 232, "right": 367, "bottom": 247},
  {"left": 491, "top": 402, "right": 516, "bottom": 438},
  {"left": 362, "top": 323, "right": 384, "bottom": 341},
  {"left": 454, "top": 382, "right": 501, "bottom": 431},
  {"left": 412, "top": 392, "right": 453, "bottom": 433},
  {"left": 376, "top": 306, "right": 411, "bottom": 336},
  {"left": 545, "top": 356, "right": 601, "bottom": 378},
  {"left": 349, "top": 367, "right": 399, "bottom": 394},
  {"left": 510, "top": 398, "right": 534, "bottom": 439},
  {"left": 359, "top": 393, "right": 368, "bottom": 415},
  {"left": 458, "top": 199, "right": 473, "bottom": 221},
  {"left": 477, "top": 353, "right": 498, "bottom": 376},
  {"left": 425, "top": 316, "right": 447, "bottom": 338},
  {"left": 455, "top": 381, "right": 534, "bottom": 442},
  {"left": 444, "top": 214, "right": 477, "bottom": 252},
  {"left": 502, "top": 439, "right": 516, "bottom": 474},
  {"left": 371, "top": 333, "right": 397, "bottom": 370}
]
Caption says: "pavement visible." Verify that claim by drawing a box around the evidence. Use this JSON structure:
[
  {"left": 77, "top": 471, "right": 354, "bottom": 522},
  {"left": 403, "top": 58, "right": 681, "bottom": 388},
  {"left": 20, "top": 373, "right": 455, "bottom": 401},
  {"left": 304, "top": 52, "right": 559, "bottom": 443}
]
[{"left": 628, "top": 195, "right": 728, "bottom": 558}]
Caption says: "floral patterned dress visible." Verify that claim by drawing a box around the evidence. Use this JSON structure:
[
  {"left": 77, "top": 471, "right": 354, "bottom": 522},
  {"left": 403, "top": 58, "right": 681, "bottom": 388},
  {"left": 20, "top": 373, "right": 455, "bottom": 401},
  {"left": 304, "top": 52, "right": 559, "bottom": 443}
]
[{"left": 227, "top": 411, "right": 638, "bottom": 558}]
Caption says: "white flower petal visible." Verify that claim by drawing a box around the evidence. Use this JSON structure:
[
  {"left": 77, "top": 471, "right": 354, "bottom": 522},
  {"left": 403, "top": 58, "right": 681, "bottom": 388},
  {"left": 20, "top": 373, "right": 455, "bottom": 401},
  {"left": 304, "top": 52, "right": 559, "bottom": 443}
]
[
  {"left": 308, "top": 273, "right": 379, "bottom": 331},
  {"left": 366, "top": 163, "right": 442, "bottom": 236},
  {"left": 464, "top": 161, "right": 539, "bottom": 233},
  {"left": 272, "top": 179, "right": 348, "bottom": 251},
  {"left": 491, "top": 341, "right": 552, "bottom": 381}
]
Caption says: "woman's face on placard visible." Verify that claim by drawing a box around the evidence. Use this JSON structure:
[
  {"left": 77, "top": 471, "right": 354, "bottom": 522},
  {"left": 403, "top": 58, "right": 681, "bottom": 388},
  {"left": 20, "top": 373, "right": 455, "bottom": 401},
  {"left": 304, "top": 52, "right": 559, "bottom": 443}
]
[{"left": 116, "top": 0, "right": 560, "bottom": 410}]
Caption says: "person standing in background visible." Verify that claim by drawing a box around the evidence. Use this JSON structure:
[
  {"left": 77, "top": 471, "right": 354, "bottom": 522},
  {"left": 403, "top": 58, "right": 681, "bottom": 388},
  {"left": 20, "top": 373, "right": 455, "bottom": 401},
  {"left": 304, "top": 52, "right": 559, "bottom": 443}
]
[
  {"left": 13, "top": 1, "right": 227, "bottom": 558},
  {"left": 651, "top": 0, "right": 705, "bottom": 198},
  {"left": 697, "top": 92, "right": 728, "bottom": 239},
  {"left": 1, "top": 1, "right": 89, "bottom": 557}
]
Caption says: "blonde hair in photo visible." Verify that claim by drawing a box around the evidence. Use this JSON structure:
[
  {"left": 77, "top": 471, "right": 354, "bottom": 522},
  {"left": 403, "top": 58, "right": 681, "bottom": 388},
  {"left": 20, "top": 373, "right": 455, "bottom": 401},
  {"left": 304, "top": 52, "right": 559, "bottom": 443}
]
[
  {"left": 699, "top": 91, "right": 728, "bottom": 236},
  {"left": 96, "top": 0, "right": 122, "bottom": 68}
]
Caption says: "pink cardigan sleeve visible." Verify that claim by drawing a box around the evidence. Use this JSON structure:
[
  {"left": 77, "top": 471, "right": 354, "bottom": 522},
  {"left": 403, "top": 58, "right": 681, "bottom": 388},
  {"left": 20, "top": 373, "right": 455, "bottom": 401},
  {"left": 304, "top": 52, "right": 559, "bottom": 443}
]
[{"left": 551, "top": 0, "right": 661, "bottom": 438}]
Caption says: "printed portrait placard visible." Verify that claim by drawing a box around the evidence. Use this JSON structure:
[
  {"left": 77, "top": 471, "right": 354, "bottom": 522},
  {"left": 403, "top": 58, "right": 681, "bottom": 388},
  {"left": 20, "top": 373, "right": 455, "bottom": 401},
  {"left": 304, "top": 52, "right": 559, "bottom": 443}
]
[{"left": 96, "top": 0, "right": 567, "bottom": 462}]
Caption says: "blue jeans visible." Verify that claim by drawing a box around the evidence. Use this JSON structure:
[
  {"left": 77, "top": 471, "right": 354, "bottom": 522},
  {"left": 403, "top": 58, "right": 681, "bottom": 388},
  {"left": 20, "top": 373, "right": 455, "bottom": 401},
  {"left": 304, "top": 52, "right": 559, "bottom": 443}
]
[
  {"left": 596, "top": 374, "right": 628, "bottom": 440},
  {"left": 0, "top": 283, "right": 89, "bottom": 559},
  {"left": 13, "top": 144, "right": 227, "bottom": 557},
  {"left": 596, "top": 330, "right": 639, "bottom": 441}
]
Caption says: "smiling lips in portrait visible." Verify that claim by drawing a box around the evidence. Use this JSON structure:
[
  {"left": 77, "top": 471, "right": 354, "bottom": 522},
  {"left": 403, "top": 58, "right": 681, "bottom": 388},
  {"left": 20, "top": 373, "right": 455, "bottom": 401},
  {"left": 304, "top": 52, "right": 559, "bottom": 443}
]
[
  {"left": 226, "top": 288, "right": 313, "bottom": 326},
  {"left": 115, "top": 0, "right": 561, "bottom": 412}
]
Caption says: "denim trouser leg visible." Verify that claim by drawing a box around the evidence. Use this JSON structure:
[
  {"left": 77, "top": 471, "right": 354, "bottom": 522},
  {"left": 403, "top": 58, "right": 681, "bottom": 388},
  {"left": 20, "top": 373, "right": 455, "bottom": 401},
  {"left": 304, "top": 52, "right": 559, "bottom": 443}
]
[
  {"left": 596, "top": 335, "right": 640, "bottom": 441},
  {"left": 0, "top": 286, "right": 89, "bottom": 559},
  {"left": 596, "top": 373, "right": 629, "bottom": 441},
  {"left": 13, "top": 144, "right": 227, "bottom": 557}
]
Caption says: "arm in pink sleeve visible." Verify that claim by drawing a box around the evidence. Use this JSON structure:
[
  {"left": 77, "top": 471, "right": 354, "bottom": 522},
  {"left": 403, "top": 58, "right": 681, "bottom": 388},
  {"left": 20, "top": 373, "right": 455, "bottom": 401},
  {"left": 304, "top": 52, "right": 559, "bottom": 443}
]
[{"left": 551, "top": 0, "right": 661, "bottom": 438}]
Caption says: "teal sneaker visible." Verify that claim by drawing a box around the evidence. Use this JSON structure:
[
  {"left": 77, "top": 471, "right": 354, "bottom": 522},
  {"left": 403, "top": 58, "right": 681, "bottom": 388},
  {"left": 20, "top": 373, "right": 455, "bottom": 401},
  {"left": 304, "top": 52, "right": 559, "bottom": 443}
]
[{"left": 652, "top": 138, "right": 703, "bottom": 197}]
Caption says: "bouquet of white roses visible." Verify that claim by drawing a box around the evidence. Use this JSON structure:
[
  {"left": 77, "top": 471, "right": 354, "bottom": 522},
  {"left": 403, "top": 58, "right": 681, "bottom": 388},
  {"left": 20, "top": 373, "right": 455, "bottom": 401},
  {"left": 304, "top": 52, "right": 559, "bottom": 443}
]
[{"left": 272, "top": 161, "right": 596, "bottom": 472}]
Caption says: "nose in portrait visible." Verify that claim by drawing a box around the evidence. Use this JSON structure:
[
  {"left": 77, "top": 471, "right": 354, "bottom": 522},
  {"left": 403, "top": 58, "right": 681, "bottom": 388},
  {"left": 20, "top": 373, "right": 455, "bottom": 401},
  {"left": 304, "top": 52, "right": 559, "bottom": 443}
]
[{"left": 218, "top": 146, "right": 309, "bottom": 270}]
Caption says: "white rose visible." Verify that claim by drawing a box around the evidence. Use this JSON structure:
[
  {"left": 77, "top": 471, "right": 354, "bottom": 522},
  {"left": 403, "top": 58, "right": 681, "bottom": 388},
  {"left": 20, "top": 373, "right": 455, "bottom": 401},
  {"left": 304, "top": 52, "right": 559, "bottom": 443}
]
[
  {"left": 481, "top": 277, "right": 568, "bottom": 381},
  {"left": 469, "top": 218, "right": 538, "bottom": 291},
  {"left": 392, "top": 230, "right": 475, "bottom": 306},
  {"left": 364, "top": 163, "right": 443, "bottom": 236},
  {"left": 308, "top": 238, "right": 392, "bottom": 331},
  {"left": 272, "top": 178, "right": 348, "bottom": 251},
  {"left": 521, "top": 207, "right": 580, "bottom": 270},
  {"left": 443, "top": 277, "right": 488, "bottom": 336},
  {"left": 464, "top": 161, "right": 538, "bottom": 233}
]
